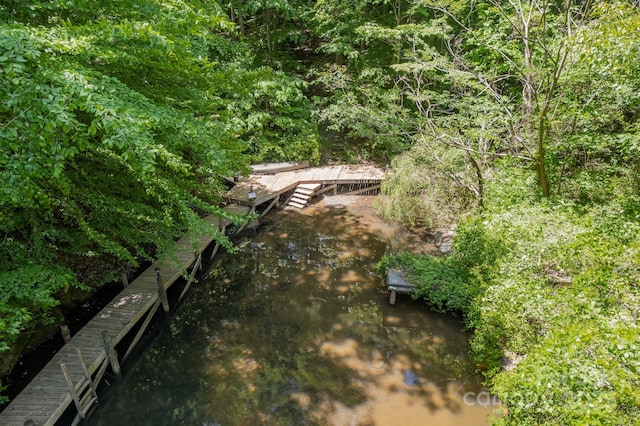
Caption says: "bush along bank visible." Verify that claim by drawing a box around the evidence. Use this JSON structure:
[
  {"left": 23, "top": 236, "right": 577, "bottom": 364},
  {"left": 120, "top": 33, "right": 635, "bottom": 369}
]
[{"left": 378, "top": 170, "right": 640, "bottom": 425}]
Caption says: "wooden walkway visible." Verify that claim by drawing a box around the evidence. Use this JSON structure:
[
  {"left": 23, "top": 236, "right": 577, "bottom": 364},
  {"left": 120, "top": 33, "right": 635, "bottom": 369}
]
[
  {"left": 0, "top": 205, "right": 250, "bottom": 426},
  {"left": 0, "top": 163, "right": 385, "bottom": 425},
  {"left": 250, "top": 161, "right": 309, "bottom": 174},
  {"left": 226, "top": 164, "right": 385, "bottom": 207}
]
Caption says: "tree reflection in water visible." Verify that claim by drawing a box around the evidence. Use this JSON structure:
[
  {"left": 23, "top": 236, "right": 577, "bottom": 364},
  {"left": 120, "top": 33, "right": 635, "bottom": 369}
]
[{"left": 88, "top": 198, "right": 495, "bottom": 426}]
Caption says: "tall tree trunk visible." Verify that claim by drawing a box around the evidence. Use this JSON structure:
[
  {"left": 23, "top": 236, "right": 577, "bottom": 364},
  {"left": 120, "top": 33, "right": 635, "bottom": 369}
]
[
  {"left": 467, "top": 153, "right": 484, "bottom": 207},
  {"left": 229, "top": 4, "right": 245, "bottom": 37},
  {"left": 266, "top": 8, "right": 273, "bottom": 53},
  {"left": 239, "top": 10, "right": 245, "bottom": 37},
  {"left": 537, "top": 116, "right": 550, "bottom": 196}
]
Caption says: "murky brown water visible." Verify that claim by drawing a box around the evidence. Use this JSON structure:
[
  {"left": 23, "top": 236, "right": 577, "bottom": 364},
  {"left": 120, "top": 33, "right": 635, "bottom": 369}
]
[{"left": 88, "top": 197, "right": 495, "bottom": 425}]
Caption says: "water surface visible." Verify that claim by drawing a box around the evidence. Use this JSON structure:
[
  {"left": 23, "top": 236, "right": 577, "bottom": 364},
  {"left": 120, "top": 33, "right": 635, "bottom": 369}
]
[{"left": 88, "top": 197, "right": 494, "bottom": 425}]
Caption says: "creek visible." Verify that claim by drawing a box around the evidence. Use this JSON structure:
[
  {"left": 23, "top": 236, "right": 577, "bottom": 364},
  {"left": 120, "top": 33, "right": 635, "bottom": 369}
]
[{"left": 87, "top": 196, "right": 494, "bottom": 425}]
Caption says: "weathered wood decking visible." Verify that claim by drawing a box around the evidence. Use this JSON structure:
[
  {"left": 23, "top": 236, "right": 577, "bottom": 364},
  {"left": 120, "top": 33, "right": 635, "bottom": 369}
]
[
  {"left": 387, "top": 268, "right": 418, "bottom": 305},
  {"left": 226, "top": 164, "right": 385, "bottom": 207},
  {"left": 0, "top": 205, "right": 250, "bottom": 426},
  {"left": 250, "top": 161, "right": 310, "bottom": 174},
  {"left": 0, "top": 163, "right": 386, "bottom": 425}
]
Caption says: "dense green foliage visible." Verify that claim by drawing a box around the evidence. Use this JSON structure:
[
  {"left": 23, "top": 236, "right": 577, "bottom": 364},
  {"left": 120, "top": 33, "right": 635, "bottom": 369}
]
[
  {"left": 381, "top": 167, "right": 640, "bottom": 424},
  {"left": 376, "top": 143, "right": 478, "bottom": 228},
  {"left": 374, "top": 1, "right": 640, "bottom": 424},
  {"left": 377, "top": 252, "right": 474, "bottom": 313},
  {"left": 463, "top": 172, "right": 639, "bottom": 425},
  {"left": 2, "top": 0, "right": 639, "bottom": 423},
  {"left": 0, "top": 0, "right": 320, "bottom": 381}
]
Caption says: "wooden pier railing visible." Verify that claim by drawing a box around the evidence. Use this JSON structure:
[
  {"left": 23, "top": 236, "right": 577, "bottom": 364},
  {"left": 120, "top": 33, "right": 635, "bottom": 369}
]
[
  {"left": 0, "top": 205, "right": 249, "bottom": 426},
  {"left": 0, "top": 163, "right": 385, "bottom": 425}
]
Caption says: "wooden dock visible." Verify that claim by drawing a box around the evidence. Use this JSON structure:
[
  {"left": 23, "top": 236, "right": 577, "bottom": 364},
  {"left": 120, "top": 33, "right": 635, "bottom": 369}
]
[
  {"left": 387, "top": 268, "right": 418, "bottom": 305},
  {"left": 250, "top": 161, "right": 310, "bottom": 174},
  {"left": 226, "top": 164, "right": 385, "bottom": 208},
  {"left": 0, "top": 205, "right": 250, "bottom": 426},
  {"left": 0, "top": 163, "right": 386, "bottom": 425}
]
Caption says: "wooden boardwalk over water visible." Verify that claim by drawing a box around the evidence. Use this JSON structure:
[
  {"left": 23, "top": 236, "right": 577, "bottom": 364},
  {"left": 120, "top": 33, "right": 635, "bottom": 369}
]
[
  {"left": 0, "top": 205, "right": 249, "bottom": 426},
  {"left": 0, "top": 163, "right": 384, "bottom": 425},
  {"left": 226, "top": 164, "right": 385, "bottom": 207}
]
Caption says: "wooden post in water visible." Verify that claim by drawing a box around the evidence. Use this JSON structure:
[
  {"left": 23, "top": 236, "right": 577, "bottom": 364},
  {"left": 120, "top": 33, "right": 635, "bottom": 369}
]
[
  {"left": 210, "top": 225, "right": 226, "bottom": 261},
  {"left": 120, "top": 271, "right": 129, "bottom": 288},
  {"left": 389, "top": 290, "right": 397, "bottom": 305},
  {"left": 101, "top": 330, "right": 121, "bottom": 376},
  {"left": 60, "top": 324, "right": 71, "bottom": 343},
  {"left": 156, "top": 267, "right": 170, "bottom": 313}
]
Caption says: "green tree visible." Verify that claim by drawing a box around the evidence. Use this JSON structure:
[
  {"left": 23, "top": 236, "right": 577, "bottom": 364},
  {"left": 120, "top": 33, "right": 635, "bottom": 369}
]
[
  {"left": 226, "top": 0, "right": 310, "bottom": 57},
  {"left": 310, "top": 0, "right": 430, "bottom": 160},
  {"left": 422, "top": 0, "right": 595, "bottom": 196},
  {"left": 0, "top": 19, "right": 242, "bottom": 372},
  {"left": 0, "top": 0, "right": 320, "bottom": 385},
  {"left": 212, "top": 65, "right": 320, "bottom": 163},
  {"left": 550, "top": 1, "right": 640, "bottom": 201}
]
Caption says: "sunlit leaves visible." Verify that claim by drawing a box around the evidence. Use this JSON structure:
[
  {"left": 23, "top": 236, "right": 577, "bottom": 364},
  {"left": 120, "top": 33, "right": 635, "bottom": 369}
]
[
  {"left": 377, "top": 143, "right": 475, "bottom": 228},
  {"left": 214, "top": 66, "right": 320, "bottom": 163},
  {"left": 0, "top": 0, "right": 327, "bottom": 377},
  {"left": 573, "top": 2, "right": 640, "bottom": 80},
  {"left": 454, "top": 178, "right": 640, "bottom": 424},
  {"left": 549, "top": 2, "right": 640, "bottom": 203},
  {"left": 0, "top": 1, "right": 250, "bottom": 370}
]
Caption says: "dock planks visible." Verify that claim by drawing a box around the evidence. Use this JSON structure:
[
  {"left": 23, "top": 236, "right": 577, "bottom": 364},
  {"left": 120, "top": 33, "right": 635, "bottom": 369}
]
[
  {"left": 0, "top": 164, "right": 385, "bottom": 425},
  {"left": 0, "top": 204, "right": 250, "bottom": 426},
  {"left": 226, "top": 164, "right": 385, "bottom": 206},
  {"left": 250, "top": 161, "right": 310, "bottom": 174}
]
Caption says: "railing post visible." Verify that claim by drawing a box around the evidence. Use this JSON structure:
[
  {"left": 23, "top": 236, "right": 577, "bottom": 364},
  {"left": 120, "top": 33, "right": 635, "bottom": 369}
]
[
  {"left": 60, "top": 324, "right": 71, "bottom": 343},
  {"left": 120, "top": 271, "right": 129, "bottom": 288},
  {"left": 101, "top": 330, "right": 121, "bottom": 376},
  {"left": 156, "top": 267, "right": 170, "bottom": 313}
]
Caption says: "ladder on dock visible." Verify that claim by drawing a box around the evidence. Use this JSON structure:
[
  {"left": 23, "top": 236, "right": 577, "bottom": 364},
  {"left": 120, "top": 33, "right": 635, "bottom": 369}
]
[
  {"left": 286, "top": 183, "right": 321, "bottom": 209},
  {"left": 60, "top": 348, "right": 98, "bottom": 425},
  {"left": 0, "top": 205, "right": 251, "bottom": 426}
]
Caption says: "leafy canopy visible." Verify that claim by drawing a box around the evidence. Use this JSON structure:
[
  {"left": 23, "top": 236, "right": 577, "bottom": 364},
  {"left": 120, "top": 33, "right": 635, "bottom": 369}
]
[{"left": 0, "top": 0, "right": 320, "bottom": 377}]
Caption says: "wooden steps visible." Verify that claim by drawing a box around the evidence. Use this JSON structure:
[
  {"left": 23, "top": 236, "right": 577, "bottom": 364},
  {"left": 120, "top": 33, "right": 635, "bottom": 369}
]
[
  {"left": 286, "top": 183, "right": 321, "bottom": 209},
  {"left": 225, "top": 164, "right": 385, "bottom": 208}
]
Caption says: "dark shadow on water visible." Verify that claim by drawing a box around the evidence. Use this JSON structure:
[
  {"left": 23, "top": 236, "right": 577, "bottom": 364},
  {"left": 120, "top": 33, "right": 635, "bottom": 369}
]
[{"left": 87, "top": 201, "right": 494, "bottom": 426}]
